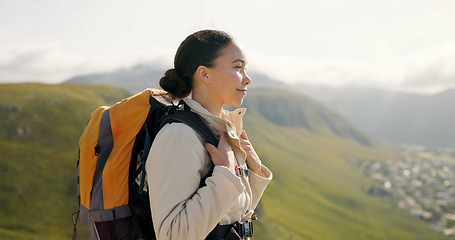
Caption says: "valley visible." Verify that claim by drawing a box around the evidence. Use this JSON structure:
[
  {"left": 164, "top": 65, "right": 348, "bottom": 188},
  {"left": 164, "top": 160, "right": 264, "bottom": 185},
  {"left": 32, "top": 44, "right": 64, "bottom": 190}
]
[{"left": 359, "top": 145, "right": 455, "bottom": 237}]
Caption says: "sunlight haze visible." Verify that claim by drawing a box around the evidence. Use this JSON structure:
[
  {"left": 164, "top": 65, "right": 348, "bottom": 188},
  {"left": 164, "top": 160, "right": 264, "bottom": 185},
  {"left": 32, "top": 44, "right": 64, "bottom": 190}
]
[{"left": 0, "top": 0, "right": 454, "bottom": 94}]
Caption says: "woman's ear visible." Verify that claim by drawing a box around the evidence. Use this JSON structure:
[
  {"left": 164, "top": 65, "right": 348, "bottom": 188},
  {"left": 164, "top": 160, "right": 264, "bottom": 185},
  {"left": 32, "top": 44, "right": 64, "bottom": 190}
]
[{"left": 195, "top": 66, "right": 210, "bottom": 83}]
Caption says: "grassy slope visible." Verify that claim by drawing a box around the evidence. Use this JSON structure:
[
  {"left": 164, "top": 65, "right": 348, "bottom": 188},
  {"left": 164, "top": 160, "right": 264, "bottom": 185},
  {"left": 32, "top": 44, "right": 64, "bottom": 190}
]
[
  {"left": 245, "top": 113, "right": 444, "bottom": 239},
  {"left": 0, "top": 83, "right": 130, "bottom": 239},
  {"left": 0, "top": 83, "right": 445, "bottom": 239}
]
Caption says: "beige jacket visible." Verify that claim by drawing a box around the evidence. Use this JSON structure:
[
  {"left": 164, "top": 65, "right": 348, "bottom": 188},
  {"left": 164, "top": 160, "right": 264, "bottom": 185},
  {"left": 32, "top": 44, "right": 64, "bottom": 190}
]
[{"left": 146, "top": 98, "right": 272, "bottom": 240}]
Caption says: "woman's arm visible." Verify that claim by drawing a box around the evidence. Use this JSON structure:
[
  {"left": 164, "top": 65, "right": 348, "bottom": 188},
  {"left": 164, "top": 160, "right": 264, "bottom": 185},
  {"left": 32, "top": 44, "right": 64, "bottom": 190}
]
[
  {"left": 239, "top": 130, "right": 273, "bottom": 209},
  {"left": 146, "top": 123, "right": 244, "bottom": 240}
]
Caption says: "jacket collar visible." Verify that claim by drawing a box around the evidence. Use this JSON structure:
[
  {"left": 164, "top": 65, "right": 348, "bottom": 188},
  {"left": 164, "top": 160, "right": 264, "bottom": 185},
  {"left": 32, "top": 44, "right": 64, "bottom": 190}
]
[
  {"left": 183, "top": 98, "right": 246, "bottom": 136},
  {"left": 183, "top": 98, "right": 248, "bottom": 164}
]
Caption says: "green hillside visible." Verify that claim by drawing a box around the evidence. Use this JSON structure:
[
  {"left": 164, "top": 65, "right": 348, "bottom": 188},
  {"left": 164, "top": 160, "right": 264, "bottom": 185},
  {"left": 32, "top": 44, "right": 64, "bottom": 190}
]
[
  {"left": 0, "top": 83, "right": 445, "bottom": 239},
  {"left": 0, "top": 83, "right": 130, "bottom": 239}
]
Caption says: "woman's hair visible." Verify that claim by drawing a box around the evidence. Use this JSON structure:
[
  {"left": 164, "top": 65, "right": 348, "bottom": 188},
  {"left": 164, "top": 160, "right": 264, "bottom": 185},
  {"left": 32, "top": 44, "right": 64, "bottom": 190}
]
[{"left": 159, "top": 29, "right": 233, "bottom": 98}]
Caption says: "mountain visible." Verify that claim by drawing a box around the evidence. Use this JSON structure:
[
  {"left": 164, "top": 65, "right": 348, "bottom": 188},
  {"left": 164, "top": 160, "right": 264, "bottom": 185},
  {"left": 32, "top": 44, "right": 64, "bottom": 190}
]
[
  {"left": 65, "top": 64, "right": 375, "bottom": 146},
  {"left": 64, "top": 64, "right": 287, "bottom": 94},
  {"left": 296, "top": 85, "right": 455, "bottom": 147},
  {"left": 65, "top": 64, "right": 163, "bottom": 93},
  {"left": 64, "top": 64, "right": 455, "bottom": 147},
  {"left": 0, "top": 83, "right": 445, "bottom": 239},
  {"left": 242, "top": 88, "right": 374, "bottom": 146}
]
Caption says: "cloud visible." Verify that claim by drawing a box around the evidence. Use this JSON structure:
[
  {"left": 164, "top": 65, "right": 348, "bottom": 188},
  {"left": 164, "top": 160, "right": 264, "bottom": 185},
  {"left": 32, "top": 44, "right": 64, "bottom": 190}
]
[
  {"left": 1, "top": 40, "right": 454, "bottom": 95},
  {"left": 0, "top": 44, "right": 173, "bottom": 83},
  {"left": 248, "top": 51, "right": 401, "bottom": 87},
  {"left": 399, "top": 42, "right": 455, "bottom": 93},
  {"left": 0, "top": 44, "right": 89, "bottom": 82},
  {"left": 404, "top": 62, "right": 455, "bottom": 87},
  {"left": 247, "top": 39, "right": 455, "bottom": 94}
]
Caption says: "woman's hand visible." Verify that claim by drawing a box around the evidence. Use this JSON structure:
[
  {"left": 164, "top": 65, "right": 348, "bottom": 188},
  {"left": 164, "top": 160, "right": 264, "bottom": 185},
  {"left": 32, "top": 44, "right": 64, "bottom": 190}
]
[
  {"left": 240, "top": 130, "right": 263, "bottom": 176},
  {"left": 205, "top": 131, "right": 236, "bottom": 173}
]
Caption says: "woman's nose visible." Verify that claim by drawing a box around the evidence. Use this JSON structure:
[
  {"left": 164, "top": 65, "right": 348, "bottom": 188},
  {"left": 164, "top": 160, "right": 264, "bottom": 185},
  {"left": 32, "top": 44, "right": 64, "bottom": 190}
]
[{"left": 243, "top": 72, "right": 252, "bottom": 85}]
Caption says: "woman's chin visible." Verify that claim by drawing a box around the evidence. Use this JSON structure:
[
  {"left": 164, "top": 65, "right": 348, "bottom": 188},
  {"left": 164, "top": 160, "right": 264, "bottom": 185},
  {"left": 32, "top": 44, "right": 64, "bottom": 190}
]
[{"left": 226, "top": 98, "right": 244, "bottom": 107}]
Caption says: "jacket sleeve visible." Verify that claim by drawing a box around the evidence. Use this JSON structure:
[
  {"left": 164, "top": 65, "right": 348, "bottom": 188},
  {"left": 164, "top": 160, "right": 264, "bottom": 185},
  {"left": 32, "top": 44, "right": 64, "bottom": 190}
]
[
  {"left": 248, "top": 164, "right": 273, "bottom": 210},
  {"left": 146, "top": 123, "right": 244, "bottom": 240}
]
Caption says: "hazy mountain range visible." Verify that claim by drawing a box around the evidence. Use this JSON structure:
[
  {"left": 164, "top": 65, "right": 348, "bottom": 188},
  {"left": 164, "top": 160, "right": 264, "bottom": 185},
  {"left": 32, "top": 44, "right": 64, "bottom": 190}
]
[
  {"left": 296, "top": 86, "right": 455, "bottom": 147},
  {"left": 66, "top": 64, "right": 455, "bottom": 147}
]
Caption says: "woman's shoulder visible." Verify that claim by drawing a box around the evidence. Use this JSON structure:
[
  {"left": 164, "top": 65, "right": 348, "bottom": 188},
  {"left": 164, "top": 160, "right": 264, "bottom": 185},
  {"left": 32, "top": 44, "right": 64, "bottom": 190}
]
[{"left": 157, "top": 122, "right": 206, "bottom": 144}]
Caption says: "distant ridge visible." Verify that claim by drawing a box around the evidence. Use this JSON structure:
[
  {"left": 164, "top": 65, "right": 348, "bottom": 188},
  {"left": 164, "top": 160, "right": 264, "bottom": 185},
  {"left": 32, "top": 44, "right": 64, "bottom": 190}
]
[
  {"left": 243, "top": 88, "right": 374, "bottom": 146},
  {"left": 64, "top": 63, "right": 455, "bottom": 147},
  {"left": 65, "top": 64, "right": 163, "bottom": 93},
  {"left": 65, "top": 64, "right": 374, "bottom": 146},
  {"left": 65, "top": 64, "right": 286, "bottom": 94},
  {"left": 297, "top": 85, "right": 455, "bottom": 147}
]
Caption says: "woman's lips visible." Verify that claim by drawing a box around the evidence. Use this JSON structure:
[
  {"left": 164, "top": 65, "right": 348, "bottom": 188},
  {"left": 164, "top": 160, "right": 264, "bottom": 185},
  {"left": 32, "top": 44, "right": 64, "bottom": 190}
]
[{"left": 237, "top": 89, "right": 247, "bottom": 94}]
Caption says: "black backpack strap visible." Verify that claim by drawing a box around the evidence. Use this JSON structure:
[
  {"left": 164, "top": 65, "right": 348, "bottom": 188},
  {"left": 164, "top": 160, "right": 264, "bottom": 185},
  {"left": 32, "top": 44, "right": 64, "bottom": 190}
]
[
  {"left": 148, "top": 97, "right": 217, "bottom": 146},
  {"left": 158, "top": 99, "right": 218, "bottom": 188},
  {"left": 160, "top": 100, "right": 218, "bottom": 147},
  {"left": 161, "top": 111, "right": 218, "bottom": 147}
]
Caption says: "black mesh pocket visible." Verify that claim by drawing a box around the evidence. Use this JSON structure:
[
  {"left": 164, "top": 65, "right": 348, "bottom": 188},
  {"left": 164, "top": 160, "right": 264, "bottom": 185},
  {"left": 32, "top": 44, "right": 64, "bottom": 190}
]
[{"left": 94, "top": 216, "right": 143, "bottom": 240}]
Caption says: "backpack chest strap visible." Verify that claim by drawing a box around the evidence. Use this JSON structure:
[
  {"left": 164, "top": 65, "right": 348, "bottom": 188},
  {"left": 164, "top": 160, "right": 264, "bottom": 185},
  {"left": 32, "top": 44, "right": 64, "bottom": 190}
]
[{"left": 88, "top": 205, "right": 132, "bottom": 222}]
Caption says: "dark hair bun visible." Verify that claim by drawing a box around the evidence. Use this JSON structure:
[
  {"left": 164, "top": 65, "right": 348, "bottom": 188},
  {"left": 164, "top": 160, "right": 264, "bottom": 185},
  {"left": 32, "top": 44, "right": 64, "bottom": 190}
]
[
  {"left": 159, "top": 69, "right": 191, "bottom": 99},
  {"left": 159, "top": 30, "right": 232, "bottom": 99}
]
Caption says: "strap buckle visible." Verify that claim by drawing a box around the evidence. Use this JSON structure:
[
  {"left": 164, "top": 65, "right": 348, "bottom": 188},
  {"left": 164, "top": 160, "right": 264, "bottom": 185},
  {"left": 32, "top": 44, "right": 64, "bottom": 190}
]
[
  {"left": 234, "top": 165, "right": 249, "bottom": 177},
  {"left": 235, "top": 220, "right": 253, "bottom": 238}
]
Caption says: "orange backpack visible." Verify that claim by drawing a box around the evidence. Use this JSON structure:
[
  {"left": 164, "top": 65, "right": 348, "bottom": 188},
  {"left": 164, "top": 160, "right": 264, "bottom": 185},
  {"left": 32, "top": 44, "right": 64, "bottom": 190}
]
[{"left": 73, "top": 89, "right": 217, "bottom": 240}]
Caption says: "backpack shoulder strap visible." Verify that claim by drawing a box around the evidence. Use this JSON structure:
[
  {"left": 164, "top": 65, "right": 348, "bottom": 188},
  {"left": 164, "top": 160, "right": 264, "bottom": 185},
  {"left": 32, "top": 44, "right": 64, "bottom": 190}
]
[
  {"left": 159, "top": 100, "right": 218, "bottom": 147},
  {"left": 157, "top": 99, "right": 219, "bottom": 188}
]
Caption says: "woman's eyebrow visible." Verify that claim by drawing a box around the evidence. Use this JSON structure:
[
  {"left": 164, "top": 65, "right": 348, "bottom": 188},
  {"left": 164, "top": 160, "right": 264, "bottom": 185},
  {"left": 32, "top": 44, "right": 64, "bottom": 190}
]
[{"left": 232, "top": 59, "right": 246, "bottom": 64}]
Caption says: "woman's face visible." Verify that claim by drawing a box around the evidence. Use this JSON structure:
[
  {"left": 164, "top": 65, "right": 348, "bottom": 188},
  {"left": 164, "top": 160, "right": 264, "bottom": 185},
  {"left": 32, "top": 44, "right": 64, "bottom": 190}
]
[{"left": 206, "top": 40, "right": 252, "bottom": 107}]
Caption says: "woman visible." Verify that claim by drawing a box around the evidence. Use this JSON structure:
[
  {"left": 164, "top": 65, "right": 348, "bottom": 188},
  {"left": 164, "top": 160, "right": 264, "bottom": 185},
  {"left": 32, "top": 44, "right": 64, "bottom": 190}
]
[{"left": 146, "top": 29, "right": 273, "bottom": 240}]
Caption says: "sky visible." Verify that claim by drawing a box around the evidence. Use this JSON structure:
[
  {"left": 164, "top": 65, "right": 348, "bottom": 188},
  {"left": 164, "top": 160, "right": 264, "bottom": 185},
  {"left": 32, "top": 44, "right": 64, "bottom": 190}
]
[{"left": 0, "top": 0, "right": 454, "bottom": 94}]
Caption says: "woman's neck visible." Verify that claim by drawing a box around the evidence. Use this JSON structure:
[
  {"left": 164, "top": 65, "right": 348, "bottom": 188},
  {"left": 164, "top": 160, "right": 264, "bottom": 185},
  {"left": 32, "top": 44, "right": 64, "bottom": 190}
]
[{"left": 191, "top": 89, "right": 223, "bottom": 117}]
